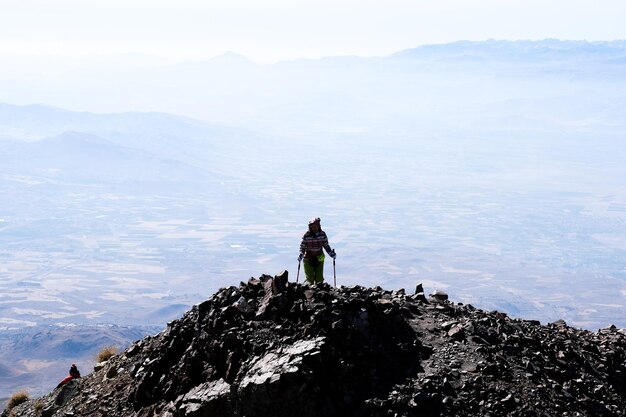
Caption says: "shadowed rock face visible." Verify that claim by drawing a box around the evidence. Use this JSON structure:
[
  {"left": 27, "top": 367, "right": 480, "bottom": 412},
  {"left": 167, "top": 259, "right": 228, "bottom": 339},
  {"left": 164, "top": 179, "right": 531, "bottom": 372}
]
[{"left": 4, "top": 273, "right": 626, "bottom": 417}]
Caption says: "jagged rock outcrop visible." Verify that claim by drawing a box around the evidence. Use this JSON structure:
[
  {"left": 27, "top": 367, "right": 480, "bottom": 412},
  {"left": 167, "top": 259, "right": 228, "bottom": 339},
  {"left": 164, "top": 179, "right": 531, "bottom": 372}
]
[{"left": 4, "top": 272, "right": 626, "bottom": 417}]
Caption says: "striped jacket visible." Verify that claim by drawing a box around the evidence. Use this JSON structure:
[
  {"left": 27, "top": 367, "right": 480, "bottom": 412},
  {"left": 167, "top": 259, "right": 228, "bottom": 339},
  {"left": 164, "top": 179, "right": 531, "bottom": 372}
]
[{"left": 300, "top": 230, "right": 333, "bottom": 260}]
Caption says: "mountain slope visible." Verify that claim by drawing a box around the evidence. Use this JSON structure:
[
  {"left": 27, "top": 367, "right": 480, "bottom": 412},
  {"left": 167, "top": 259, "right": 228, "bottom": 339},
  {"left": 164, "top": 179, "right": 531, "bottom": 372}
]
[
  {"left": 4, "top": 275, "right": 625, "bottom": 417},
  {"left": 1, "top": 131, "right": 215, "bottom": 183},
  {"left": 0, "top": 324, "right": 158, "bottom": 399},
  {"left": 0, "top": 103, "right": 222, "bottom": 142}
]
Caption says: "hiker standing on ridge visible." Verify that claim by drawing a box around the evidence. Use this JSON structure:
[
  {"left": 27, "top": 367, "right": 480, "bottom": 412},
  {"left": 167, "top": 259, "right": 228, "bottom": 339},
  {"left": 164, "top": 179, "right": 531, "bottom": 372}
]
[{"left": 298, "top": 217, "right": 336, "bottom": 284}]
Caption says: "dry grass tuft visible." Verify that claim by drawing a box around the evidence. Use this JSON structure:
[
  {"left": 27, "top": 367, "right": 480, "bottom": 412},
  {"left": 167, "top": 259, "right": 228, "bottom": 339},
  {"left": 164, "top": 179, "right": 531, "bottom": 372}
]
[
  {"left": 96, "top": 345, "right": 119, "bottom": 363},
  {"left": 33, "top": 398, "right": 44, "bottom": 415},
  {"left": 6, "top": 390, "right": 29, "bottom": 411}
]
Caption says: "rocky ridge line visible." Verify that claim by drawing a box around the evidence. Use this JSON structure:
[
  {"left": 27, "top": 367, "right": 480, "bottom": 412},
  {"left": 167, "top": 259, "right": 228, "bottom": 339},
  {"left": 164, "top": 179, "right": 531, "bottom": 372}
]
[{"left": 4, "top": 272, "right": 626, "bottom": 417}]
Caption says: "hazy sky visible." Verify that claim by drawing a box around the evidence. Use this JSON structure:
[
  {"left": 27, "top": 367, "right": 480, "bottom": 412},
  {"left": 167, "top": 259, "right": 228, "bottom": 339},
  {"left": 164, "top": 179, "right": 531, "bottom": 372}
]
[{"left": 1, "top": 0, "right": 626, "bottom": 62}]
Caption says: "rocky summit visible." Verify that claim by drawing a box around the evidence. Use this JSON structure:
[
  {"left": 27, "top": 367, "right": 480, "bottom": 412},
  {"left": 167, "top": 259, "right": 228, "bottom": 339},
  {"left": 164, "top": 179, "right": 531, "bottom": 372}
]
[{"left": 4, "top": 272, "right": 626, "bottom": 417}]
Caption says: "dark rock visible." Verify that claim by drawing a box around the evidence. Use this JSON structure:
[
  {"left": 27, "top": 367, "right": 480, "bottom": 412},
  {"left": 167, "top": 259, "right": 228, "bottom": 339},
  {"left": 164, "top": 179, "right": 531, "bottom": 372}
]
[
  {"left": 106, "top": 366, "right": 118, "bottom": 379},
  {"left": 273, "top": 270, "right": 289, "bottom": 293},
  {"left": 414, "top": 292, "right": 428, "bottom": 302},
  {"left": 41, "top": 406, "right": 56, "bottom": 417},
  {"left": 7, "top": 278, "right": 626, "bottom": 417},
  {"left": 55, "top": 380, "right": 80, "bottom": 406},
  {"left": 125, "top": 343, "right": 141, "bottom": 358},
  {"left": 447, "top": 324, "right": 466, "bottom": 341}
]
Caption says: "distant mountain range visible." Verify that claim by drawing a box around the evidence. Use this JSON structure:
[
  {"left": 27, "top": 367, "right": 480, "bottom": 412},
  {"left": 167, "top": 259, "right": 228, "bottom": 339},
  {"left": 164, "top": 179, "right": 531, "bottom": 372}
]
[
  {"left": 1, "top": 39, "right": 625, "bottom": 132},
  {"left": 0, "top": 102, "right": 274, "bottom": 184},
  {"left": 391, "top": 39, "right": 626, "bottom": 62},
  {"left": 180, "top": 39, "right": 626, "bottom": 65}
]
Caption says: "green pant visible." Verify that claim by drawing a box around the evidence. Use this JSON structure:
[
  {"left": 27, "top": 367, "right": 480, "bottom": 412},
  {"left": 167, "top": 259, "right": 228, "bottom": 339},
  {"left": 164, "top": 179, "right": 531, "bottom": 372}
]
[{"left": 304, "top": 257, "right": 325, "bottom": 284}]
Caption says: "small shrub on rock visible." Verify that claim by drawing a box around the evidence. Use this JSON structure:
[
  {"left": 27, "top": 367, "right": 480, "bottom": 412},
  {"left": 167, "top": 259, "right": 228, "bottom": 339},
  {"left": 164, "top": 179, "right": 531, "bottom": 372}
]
[
  {"left": 6, "top": 390, "right": 29, "bottom": 411},
  {"left": 33, "top": 399, "right": 44, "bottom": 414},
  {"left": 96, "top": 345, "right": 118, "bottom": 363}
]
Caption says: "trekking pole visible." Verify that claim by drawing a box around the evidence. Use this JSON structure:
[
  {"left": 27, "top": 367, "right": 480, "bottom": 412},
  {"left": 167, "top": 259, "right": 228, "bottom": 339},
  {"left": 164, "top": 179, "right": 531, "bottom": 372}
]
[
  {"left": 296, "top": 259, "right": 301, "bottom": 283},
  {"left": 333, "top": 258, "right": 337, "bottom": 288}
]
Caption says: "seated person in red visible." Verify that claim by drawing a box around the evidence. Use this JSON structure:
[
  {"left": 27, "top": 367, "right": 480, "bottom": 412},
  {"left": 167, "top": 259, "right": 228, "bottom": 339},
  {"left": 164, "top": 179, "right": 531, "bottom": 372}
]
[{"left": 57, "top": 363, "right": 81, "bottom": 388}]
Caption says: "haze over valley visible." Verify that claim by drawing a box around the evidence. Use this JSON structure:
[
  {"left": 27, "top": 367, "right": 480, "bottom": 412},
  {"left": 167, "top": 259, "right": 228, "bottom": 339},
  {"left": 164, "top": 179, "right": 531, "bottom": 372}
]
[{"left": 1, "top": 40, "right": 626, "bottom": 397}]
